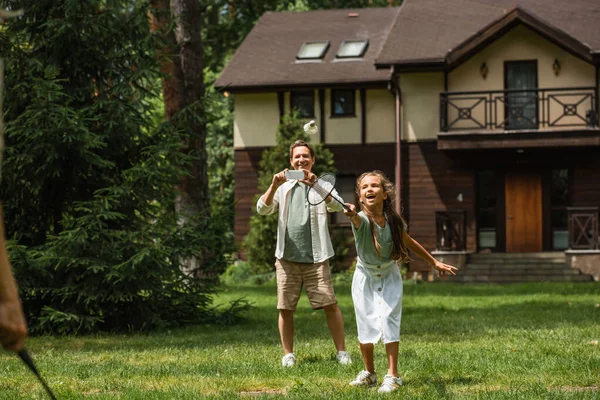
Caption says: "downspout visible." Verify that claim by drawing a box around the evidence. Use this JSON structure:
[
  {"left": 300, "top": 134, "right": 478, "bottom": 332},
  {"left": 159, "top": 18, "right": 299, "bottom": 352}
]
[
  {"left": 389, "top": 66, "right": 403, "bottom": 215},
  {"left": 596, "top": 65, "right": 599, "bottom": 126}
]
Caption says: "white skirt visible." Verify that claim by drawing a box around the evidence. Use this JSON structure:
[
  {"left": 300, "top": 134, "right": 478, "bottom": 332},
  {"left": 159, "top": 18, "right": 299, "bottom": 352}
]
[{"left": 351, "top": 259, "right": 403, "bottom": 344}]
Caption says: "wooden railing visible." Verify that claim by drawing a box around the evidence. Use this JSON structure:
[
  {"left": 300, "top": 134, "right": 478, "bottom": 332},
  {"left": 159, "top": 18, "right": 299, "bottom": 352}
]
[
  {"left": 435, "top": 210, "right": 466, "bottom": 251},
  {"left": 568, "top": 207, "right": 598, "bottom": 250},
  {"left": 440, "top": 87, "right": 598, "bottom": 132}
]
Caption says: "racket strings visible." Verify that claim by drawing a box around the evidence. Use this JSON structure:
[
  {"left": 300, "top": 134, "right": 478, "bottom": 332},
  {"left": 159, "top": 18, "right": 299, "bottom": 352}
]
[
  {"left": 307, "top": 174, "right": 336, "bottom": 206},
  {"left": 310, "top": 181, "right": 331, "bottom": 200}
]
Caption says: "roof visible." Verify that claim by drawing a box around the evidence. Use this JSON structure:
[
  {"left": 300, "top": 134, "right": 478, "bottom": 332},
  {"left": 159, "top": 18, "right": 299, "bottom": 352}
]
[
  {"left": 214, "top": 8, "right": 401, "bottom": 91},
  {"left": 216, "top": 0, "right": 600, "bottom": 90},
  {"left": 377, "top": 0, "right": 600, "bottom": 67}
]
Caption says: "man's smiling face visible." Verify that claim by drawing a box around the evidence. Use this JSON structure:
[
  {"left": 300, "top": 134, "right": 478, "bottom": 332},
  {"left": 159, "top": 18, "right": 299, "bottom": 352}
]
[{"left": 290, "top": 145, "right": 315, "bottom": 172}]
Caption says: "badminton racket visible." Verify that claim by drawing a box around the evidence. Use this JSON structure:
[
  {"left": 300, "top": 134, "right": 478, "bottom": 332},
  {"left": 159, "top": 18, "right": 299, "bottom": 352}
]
[
  {"left": 306, "top": 172, "right": 351, "bottom": 212},
  {"left": 18, "top": 348, "right": 58, "bottom": 400}
]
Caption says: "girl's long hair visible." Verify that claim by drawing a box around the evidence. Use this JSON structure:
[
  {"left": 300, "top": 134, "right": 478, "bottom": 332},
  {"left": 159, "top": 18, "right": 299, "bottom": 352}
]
[{"left": 355, "top": 171, "right": 409, "bottom": 262}]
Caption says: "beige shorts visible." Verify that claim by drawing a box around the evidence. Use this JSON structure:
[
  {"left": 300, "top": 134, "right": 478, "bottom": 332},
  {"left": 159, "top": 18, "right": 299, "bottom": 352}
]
[{"left": 275, "top": 258, "right": 338, "bottom": 311}]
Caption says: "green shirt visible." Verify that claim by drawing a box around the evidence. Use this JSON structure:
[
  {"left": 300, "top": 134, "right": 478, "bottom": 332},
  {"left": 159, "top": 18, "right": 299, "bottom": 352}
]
[
  {"left": 352, "top": 212, "right": 393, "bottom": 265},
  {"left": 283, "top": 183, "right": 313, "bottom": 263}
]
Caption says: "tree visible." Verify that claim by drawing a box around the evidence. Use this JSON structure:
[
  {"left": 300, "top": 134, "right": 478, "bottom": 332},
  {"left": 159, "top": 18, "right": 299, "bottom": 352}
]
[
  {"left": 0, "top": 0, "right": 230, "bottom": 334},
  {"left": 243, "top": 113, "right": 335, "bottom": 273},
  {"left": 149, "top": 0, "right": 208, "bottom": 217}
]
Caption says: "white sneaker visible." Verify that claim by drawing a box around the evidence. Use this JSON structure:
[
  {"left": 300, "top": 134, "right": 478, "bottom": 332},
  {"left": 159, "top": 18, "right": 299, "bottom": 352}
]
[
  {"left": 336, "top": 351, "right": 352, "bottom": 365},
  {"left": 349, "top": 370, "right": 377, "bottom": 387},
  {"left": 281, "top": 353, "right": 296, "bottom": 367},
  {"left": 378, "top": 374, "right": 402, "bottom": 393}
]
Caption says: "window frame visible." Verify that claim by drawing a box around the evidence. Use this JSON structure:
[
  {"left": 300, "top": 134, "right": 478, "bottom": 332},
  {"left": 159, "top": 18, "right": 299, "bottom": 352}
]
[
  {"left": 296, "top": 41, "right": 330, "bottom": 60},
  {"left": 335, "top": 40, "right": 369, "bottom": 59},
  {"left": 550, "top": 168, "right": 570, "bottom": 250},
  {"left": 475, "top": 169, "right": 500, "bottom": 251},
  {"left": 290, "top": 90, "right": 315, "bottom": 118},
  {"left": 329, "top": 174, "right": 357, "bottom": 227},
  {"left": 330, "top": 89, "right": 356, "bottom": 117}
]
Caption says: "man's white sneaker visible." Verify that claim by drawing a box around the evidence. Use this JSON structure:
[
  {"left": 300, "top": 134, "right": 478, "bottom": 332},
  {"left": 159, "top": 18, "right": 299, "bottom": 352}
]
[
  {"left": 378, "top": 374, "right": 402, "bottom": 393},
  {"left": 336, "top": 351, "right": 352, "bottom": 365},
  {"left": 349, "top": 370, "right": 377, "bottom": 387},
  {"left": 281, "top": 353, "right": 296, "bottom": 367}
]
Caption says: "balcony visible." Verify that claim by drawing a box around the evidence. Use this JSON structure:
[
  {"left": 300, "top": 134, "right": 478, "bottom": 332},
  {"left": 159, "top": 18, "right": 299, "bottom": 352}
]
[
  {"left": 435, "top": 210, "right": 466, "bottom": 252},
  {"left": 438, "top": 87, "right": 600, "bottom": 150},
  {"left": 568, "top": 207, "right": 598, "bottom": 250}
]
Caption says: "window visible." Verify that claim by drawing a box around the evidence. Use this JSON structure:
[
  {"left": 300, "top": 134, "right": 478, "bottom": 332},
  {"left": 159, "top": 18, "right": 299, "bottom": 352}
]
[
  {"left": 505, "top": 60, "right": 538, "bottom": 130},
  {"left": 330, "top": 175, "right": 357, "bottom": 226},
  {"left": 331, "top": 89, "right": 355, "bottom": 117},
  {"left": 290, "top": 90, "right": 315, "bottom": 118},
  {"left": 296, "top": 41, "right": 329, "bottom": 60},
  {"left": 551, "top": 169, "right": 569, "bottom": 250},
  {"left": 476, "top": 170, "right": 497, "bottom": 250},
  {"left": 336, "top": 40, "right": 368, "bottom": 58}
]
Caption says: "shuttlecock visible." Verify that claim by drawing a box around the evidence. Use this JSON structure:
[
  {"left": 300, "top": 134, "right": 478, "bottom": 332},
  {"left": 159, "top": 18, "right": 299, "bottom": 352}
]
[{"left": 303, "top": 120, "right": 318, "bottom": 135}]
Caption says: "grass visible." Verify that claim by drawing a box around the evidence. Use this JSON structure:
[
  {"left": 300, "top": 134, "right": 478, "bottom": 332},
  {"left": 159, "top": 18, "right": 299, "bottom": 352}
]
[{"left": 0, "top": 280, "right": 599, "bottom": 399}]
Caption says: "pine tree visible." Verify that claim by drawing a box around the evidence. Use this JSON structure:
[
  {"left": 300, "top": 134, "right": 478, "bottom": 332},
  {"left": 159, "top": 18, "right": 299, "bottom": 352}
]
[{"left": 0, "top": 0, "right": 232, "bottom": 333}]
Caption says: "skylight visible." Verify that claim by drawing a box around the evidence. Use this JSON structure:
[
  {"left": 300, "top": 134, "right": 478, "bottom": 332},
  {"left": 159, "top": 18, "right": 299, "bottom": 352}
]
[
  {"left": 336, "top": 40, "right": 368, "bottom": 58},
  {"left": 296, "top": 41, "right": 329, "bottom": 60}
]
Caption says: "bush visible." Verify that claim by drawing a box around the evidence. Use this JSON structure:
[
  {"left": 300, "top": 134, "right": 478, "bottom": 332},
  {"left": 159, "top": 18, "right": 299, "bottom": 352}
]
[
  {"left": 220, "top": 261, "right": 275, "bottom": 286},
  {"left": 329, "top": 227, "right": 355, "bottom": 273}
]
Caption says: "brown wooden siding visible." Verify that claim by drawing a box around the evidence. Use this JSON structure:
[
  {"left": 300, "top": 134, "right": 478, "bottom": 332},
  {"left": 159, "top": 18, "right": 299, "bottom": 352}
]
[
  {"left": 571, "top": 149, "right": 600, "bottom": 207},
  {"left": 327, "top": 143, "right": 396, "bottom": 178},
  {"left": 405, "top": 141, "right": 476, "bottom": 272}
]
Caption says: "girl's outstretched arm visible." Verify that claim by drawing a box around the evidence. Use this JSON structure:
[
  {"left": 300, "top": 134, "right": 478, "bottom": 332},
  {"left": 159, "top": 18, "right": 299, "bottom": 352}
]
[
  {"left": 402, "top": 232, "right": 458, "bottom": 277},
  {"left": 343, "top": 203, "right": 362, "bottom": 229}
]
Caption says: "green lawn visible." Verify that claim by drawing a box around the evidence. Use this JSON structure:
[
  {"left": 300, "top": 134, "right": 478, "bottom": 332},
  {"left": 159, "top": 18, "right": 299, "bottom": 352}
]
[{"left": 1, "top": 281, "right": 598, "bottom": 399}]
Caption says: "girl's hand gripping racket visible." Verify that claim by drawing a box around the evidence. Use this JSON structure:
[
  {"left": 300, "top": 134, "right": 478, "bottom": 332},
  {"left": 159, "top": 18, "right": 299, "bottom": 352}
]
[
  {"left": 18, "top": 348, "right": 58, "bottom": 399},
  {"left": 306, "top": 173, "right": 351, "bottom": 212}
]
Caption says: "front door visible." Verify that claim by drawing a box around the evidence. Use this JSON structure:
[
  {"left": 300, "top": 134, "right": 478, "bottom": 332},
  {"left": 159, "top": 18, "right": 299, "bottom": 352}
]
[
  {"left": 505, "top": 60, "right": 538, "bottom": 130},
  {"left": 505, "top": 172, "right": 542, "bottom": 252}
]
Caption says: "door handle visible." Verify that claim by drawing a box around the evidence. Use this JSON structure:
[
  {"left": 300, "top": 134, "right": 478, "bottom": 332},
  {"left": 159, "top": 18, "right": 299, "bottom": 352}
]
[{"left": 507, "top": 215, "right": 513, "bottom": 220}]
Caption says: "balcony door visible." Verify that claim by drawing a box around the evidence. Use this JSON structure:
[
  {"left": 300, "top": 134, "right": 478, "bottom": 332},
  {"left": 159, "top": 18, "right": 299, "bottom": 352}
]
[
  {"left": 505, "top": 60, "right": 538, "bottom": 130},
  {"left": 505, "top": 172, "right": 542, "bottom": 252}
]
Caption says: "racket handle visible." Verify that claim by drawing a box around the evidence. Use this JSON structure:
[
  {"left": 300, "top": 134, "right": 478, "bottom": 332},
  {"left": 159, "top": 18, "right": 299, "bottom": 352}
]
[{"left": 18, "top": 348, "right": 58, "bottom": 400}]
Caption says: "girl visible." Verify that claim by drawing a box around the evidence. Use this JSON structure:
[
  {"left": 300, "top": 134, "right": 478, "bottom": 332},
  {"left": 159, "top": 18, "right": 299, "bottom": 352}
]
[{"left": 344, "top": 171, "right": 457, "bottom": 393}]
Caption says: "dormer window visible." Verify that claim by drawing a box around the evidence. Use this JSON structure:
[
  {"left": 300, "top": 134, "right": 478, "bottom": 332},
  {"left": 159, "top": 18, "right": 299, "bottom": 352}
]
[
  {"left": 296, "top": 41, "right": 329, "bottom": 60},
  {"left": 336, "top": 40, "right": 368, "bottom": 58}
]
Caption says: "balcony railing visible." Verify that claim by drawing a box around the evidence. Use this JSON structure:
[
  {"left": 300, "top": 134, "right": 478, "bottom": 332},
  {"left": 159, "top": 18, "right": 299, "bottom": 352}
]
[
  {"left": 435, "top": 210, "right": 466, "bottom": 251},
  {"left": 568, "top": 207, "right": 598, "bottom": 250},
  {"left": 440, "top": 87, "right": 598, "bottom": 132}
]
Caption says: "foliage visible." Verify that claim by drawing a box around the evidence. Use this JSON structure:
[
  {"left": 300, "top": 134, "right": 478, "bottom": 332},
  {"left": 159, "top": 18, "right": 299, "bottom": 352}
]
[
  {"left": 220, "top": 260, "right": 275, "bottom": 285},
  {"left": 0, "top": 0, "right": 227, "bottom": 334},
  {"left": 329, "top": 227, "right": 355, "bottom": 272},
  {"left": 201, "top": 0, "right": 403, "bottom": 72},
  {"left": 204, "top": 68, "right": 234, "bottom": 230},
  {"left": 242, "top": 112, "right": 335, "bottom": 273}
]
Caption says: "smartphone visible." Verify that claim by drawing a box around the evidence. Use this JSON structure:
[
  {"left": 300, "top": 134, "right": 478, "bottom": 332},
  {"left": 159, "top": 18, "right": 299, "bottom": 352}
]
[{"left": 285, "top": 170, "right": 305, "bottom": 180}]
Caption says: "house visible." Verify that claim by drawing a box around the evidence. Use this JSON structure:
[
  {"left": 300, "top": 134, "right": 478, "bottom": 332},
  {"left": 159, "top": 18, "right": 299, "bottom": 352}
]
[{"left": 215, "top": 0, "right": 600, "bottom": 281}]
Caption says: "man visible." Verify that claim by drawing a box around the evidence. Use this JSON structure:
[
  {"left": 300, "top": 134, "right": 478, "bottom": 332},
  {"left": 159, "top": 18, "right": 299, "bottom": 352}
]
[{"left": 257, "top": 139, "right": 351, "bottom": 367}]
